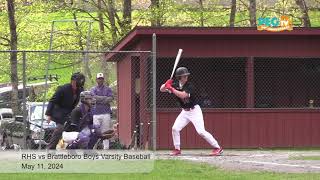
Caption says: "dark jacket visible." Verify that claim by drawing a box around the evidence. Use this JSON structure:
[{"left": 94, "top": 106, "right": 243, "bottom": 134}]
[
  {"left": 45, "top": 83, "right": 83, "bottom": 124},
  {"left": 70, "top": 104, "right": 93, "bottom": 132}
]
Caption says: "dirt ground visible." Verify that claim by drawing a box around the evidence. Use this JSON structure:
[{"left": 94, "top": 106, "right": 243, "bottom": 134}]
[{"left": 157, "top": 150, "right": 320, "bottom": 173}]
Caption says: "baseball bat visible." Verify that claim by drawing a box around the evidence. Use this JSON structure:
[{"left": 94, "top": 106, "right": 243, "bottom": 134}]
[
  {"left": 166, "top": 49, "right": 183, "bottom": 93},
  {"left": 170, "top": 49, "right": 183, "bottom": 79}
]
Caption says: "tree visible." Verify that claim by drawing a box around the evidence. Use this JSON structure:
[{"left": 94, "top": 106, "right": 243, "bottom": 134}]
[
  {"left": 72, "top": 12, "right": 94, "bottom": 85},
  {"left": 249, "top": 0, "right": 256, "bottom": 27},
  {"left": 6, "top": 0, "right": 19, "bottom": 115},
  {"left": 295, "top": 0, "right": 311, "bottom": 27},
  {"left": 273, "top": 0, "right": 311, "bottom": 27},
  {"left": 230, "top": 0, "right": 237, "bottom": 27},
  {"left": 106, "top": 0, "right": 118, "bottom": 44},
  {"left": 123, "top": 0, "right": 132, "bottom": 33},
  {"left": 151, "top": 0, "right": 160, "bottom": 26},
  {"left": 69, "top": 0, "right": 132, "bottom": 47},
  {"left": 97, "top": 0, "right": 105, "bottom": 33},
  {"left": 0, "top": 7, "right": 10, "bottom": 48},
  {"left": 198, "top": 0, "right": 204, "bottom": 26}
]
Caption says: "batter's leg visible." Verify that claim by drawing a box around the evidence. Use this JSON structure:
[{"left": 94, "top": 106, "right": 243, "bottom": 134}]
[
  {"left": 172, "top": 110, "right": 190, "bottom": 150},
  {"left": 189, "top": 105, "right": 220, "bottom": 149}
]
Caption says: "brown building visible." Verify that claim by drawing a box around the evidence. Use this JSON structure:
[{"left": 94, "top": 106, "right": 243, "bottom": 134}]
[{"left": 108, "top": 27, "right": 320, "bottom": 149}]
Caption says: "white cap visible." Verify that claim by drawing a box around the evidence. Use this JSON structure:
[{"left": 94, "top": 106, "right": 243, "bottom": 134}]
[{"left": 96, "top": 73, "right": 104, "bottom": 79}]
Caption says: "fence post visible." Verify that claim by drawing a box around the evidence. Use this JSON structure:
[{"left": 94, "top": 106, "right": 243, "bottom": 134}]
[
  {"left": 83, "top": 21, "right": 93, "bottom": 86},
  {"left": 22, "top": 51, "right": 28, "bottom": 149},
  {"left": 152, "top": 33, "right": 157, "bottom": 151},
  {"left": 246, "top": 56, "right": 255, "bottom": 108},
  {"left": 39, "top": 21, "right": 55, "bottom": 149}
]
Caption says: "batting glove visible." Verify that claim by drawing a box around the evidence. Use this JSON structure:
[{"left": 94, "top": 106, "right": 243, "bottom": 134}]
[
  {"left": 165, "top": 83, "right": 174, "bottom": 92},
  {"left": 165, "top": 79, "right": 173, "bottom": 86}
]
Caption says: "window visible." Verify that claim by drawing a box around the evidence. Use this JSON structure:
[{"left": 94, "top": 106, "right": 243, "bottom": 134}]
[{"left": 2, "top": 113, "right": 13, "bottom": 119}]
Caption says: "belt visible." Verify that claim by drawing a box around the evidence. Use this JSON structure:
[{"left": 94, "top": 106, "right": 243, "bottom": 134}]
[{"left": 183, "top": 107, "right": 195, "bottom": 111}]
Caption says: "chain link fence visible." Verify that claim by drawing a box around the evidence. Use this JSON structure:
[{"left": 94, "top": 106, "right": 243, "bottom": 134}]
[
  {"left": 255, "top": 57, "right": 320, "bottom": 108},
  {"left": 0, "top": 50, "right": 153, "bottom": 151},
  {"left": 157, "top": 57, "right": 247, "bottom": 108},
  {"left": 1, "top": 49, "right": 319, "bottom": 151},
  {"left": 157, "top": 57, "right": 320, "bottom": 109}
]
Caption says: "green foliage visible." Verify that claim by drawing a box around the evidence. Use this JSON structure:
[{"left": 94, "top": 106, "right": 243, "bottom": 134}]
[
  {"left": 310, "top": 10, "right": 320, "bottom": 26},
  {"left": 34, "top": 83, "right": 59, "bottom": 102},
  {"left": 273, "top": 0, "right": 303, "bottom": 26}
]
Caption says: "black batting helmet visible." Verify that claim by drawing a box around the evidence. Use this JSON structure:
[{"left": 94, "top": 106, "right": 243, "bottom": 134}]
[
  {"left": 71, "top": 72, "right": 85, "bottom": 88},
  {"left": 175, "top": 67, "right": 190, "bottom": 77}
]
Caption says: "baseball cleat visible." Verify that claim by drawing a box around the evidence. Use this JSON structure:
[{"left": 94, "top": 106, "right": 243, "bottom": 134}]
[
  {"left": 210, "top": 148, "right": 223, "bottom": 156},
  {"left": 170, "top": 149, "right": 181, "bottom": 156}
]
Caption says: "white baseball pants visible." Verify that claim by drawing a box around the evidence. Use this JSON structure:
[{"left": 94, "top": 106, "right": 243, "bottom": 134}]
[
  {"left": 93, "top": 114, "right": 112, "bottom": 149},
  {"left": 172, "top": 105, "right": 220, "bottom": 150}
]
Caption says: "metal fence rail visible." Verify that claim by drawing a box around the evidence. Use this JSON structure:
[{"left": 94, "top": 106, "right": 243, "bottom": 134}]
[
  {"left": 1, "top": 48, "right": 320, "bottom": 151},
  {"left": 0, "top": 50, "right": 154, "bottom": 151}
]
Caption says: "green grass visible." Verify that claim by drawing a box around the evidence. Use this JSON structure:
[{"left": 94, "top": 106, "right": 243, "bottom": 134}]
[
  {"left": 0, "top": 160, "right": 319, "bottom": 180},
  {"left": 290, "top": 156, "right": 320, "bottom": 161}
]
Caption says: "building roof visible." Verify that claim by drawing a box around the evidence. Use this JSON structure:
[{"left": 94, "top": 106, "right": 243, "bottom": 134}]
[{"left": 111, "top": 26, "right": 320, "bottom": 52}]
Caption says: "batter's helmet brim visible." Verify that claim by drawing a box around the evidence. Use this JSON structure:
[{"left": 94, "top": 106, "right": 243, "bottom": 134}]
[{"left": 176, "top": 73, "right": 190, "bottom": 77}]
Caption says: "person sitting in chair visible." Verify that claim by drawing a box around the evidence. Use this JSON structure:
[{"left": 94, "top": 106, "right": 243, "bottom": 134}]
[
  {"left": 66, "top": 91, "right": 96, "bottom": 149},
  {"left": 64, "top": 91, "right": 115, "bottom": 149}
]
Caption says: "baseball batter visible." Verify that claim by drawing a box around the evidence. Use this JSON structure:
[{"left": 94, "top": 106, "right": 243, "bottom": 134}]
[{"left": 160, "top": 67, "right": 223, "bottom": 156}]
